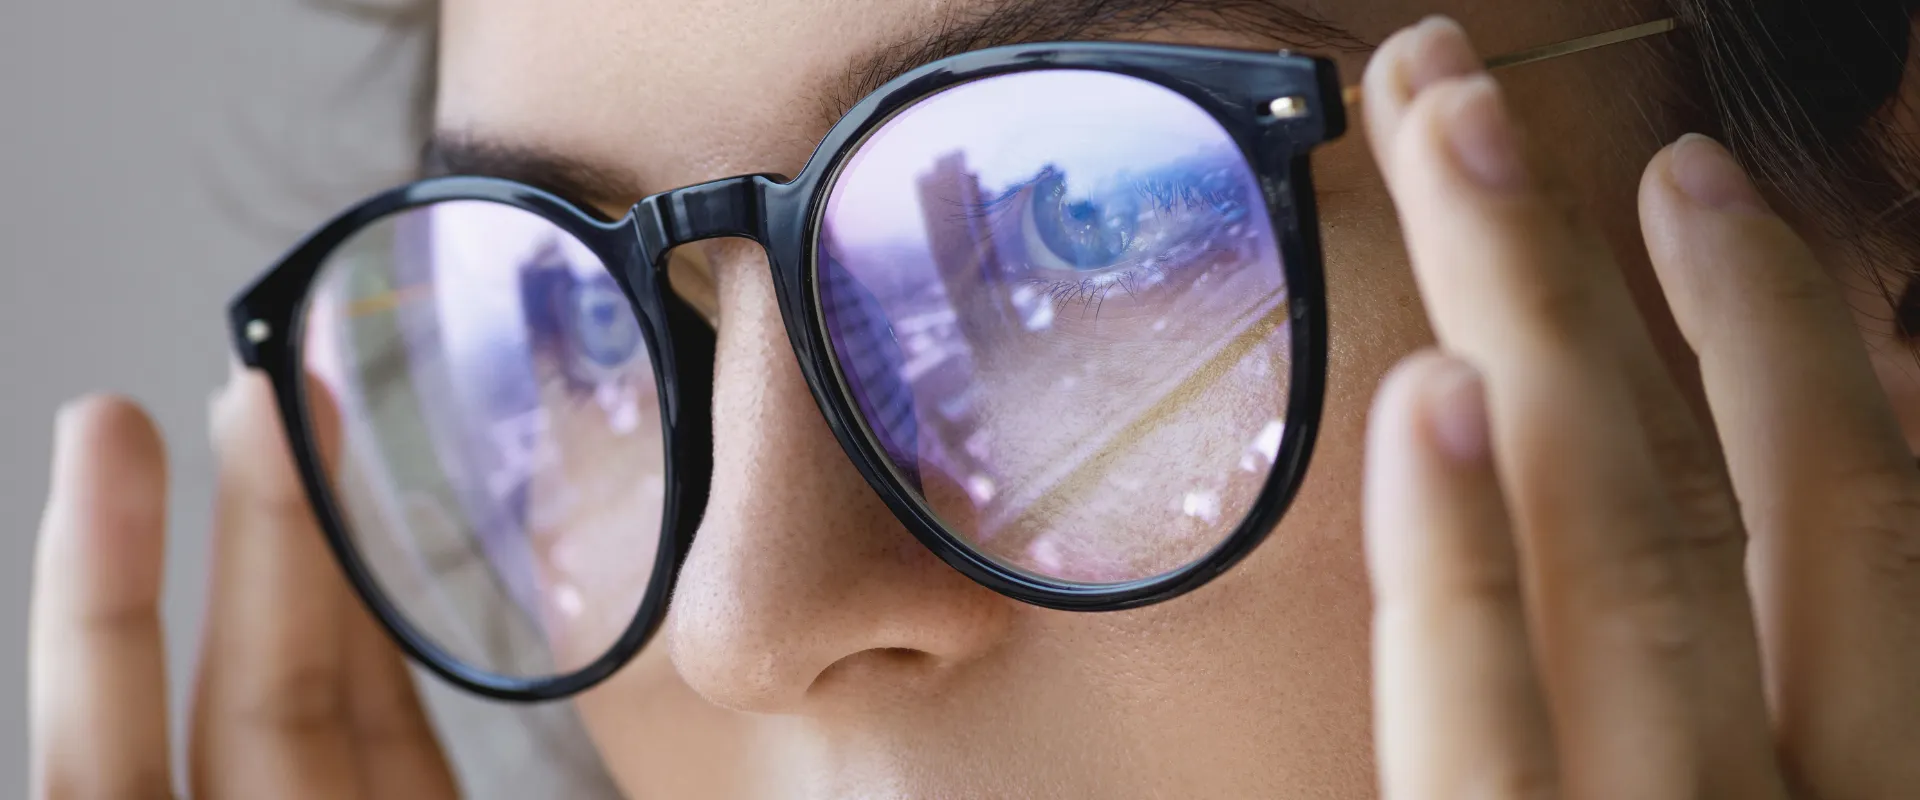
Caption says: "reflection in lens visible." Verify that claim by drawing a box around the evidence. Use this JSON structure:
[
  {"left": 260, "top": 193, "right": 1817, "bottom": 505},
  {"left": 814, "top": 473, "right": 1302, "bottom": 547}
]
[
  {"left": 819, "top": 71, "right": 1290, "bottom": 586},
  {"left": 301, "top": 201, "right": 665, "bottom": 679}
]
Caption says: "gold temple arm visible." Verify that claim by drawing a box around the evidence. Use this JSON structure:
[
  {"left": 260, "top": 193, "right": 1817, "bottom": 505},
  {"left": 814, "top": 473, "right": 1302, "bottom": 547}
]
[{"left": 1339, "top": 18, "right": 1679, "bottom": 107}]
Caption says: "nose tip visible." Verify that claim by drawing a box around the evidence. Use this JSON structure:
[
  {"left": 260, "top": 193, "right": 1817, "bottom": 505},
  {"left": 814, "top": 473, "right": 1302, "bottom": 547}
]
[
  {"left": 665, "top": 462, "right": 1014, "bottom": 712},
  {"left": 661, "top": 242, "right": 1009, "bottom": 714},
  {"left": 665, "top": 531, "right": 1009, "bottom": 712}
]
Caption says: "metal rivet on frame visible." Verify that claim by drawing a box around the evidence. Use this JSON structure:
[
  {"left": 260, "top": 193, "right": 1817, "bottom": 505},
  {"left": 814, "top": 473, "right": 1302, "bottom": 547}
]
[
  {"left": 245, "top": 319, "right": 272, "bottom": 344},
  {"left": 1267, "top": 96, "right": 1310, "bottom": 120}
]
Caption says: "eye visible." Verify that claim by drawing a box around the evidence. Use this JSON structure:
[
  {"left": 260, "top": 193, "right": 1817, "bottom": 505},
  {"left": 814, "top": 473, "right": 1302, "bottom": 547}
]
[
  {"left": 565, "top": 277, "right": 643, "bottom": 372},
  {"left": 1022, "top": 169, "right": 1139, "bottom": 271}
]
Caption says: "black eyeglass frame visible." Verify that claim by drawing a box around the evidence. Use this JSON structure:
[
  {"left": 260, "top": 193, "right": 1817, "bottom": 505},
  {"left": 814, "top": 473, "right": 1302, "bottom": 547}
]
[{"left": 228, "top": 41, "right": 1346, "bottom": 701}]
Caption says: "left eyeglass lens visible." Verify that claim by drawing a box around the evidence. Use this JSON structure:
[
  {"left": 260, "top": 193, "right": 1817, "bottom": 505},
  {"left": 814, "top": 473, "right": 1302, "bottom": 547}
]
[
  {"left": 299, "top": 200, "right": 667, "bottom": 679},
  {"left": 817, "top": 70, "right": 1294, "bottom": 588}
]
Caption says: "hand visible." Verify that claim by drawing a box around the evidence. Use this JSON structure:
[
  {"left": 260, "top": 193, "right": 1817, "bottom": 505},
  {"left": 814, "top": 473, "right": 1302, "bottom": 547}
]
[
  {"left": 1361, "top": 17, "right": 1920, "bottom": 800},
  {"left": 27, "top": 371, "right": 458, "bottom": 799}
]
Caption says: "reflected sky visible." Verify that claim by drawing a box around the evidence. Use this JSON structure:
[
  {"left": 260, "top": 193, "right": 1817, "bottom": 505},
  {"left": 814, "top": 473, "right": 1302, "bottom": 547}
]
[{"left": 829, "top": 71, "right": 1237, "bottom": 250}]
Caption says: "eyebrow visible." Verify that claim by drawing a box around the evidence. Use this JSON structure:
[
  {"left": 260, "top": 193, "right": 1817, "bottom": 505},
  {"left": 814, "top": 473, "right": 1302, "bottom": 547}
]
[
  {"left": 427, "top": 0, "right": 1368, "bottom": 206},
  {"left": 423, "top": 134, "right": 644, "bottom": 214},
  {"left": 823, "top": 0, "right": 1369, "bottom": 124}
]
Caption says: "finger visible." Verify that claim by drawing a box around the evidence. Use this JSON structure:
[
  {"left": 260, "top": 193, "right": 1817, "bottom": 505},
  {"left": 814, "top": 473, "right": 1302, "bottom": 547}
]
[
  {"left": 1367, "top": 354, "right": 1558, "bottom": 800},
  {"left": 1361, "top": 21, "right": 1772, "bottom": 795},
  {"left": 189, "top": 368, "right": 361, "bottom": 798},
  {"left": 28, "top": 396, "right": 174, "bottom": 799},
  {"left": 1363, "top": 17, "right": 1743, "bottom": 540},
  {"left": 1640, "top": 135, "right": 1920, "bottom": 795},
  {"left": 342, "top": 585, "right": 459, "bottom": 798},
  {"left": 1362, "top": 16, "right": 1482, "bottom": 167}
]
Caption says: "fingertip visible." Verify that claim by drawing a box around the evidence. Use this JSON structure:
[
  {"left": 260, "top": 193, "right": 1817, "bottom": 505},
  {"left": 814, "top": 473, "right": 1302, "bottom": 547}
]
[
  {"left": 1638, "top": 136, "right": 1695, "bottom": 218},
  {"left": 1639, "top": 134, "right": 1823, "bottom": 336},
  {"left": 1371, "top": 351, "right": 1479, "bottom": 447},
  {"left": 1364, "top": 16, "right": 1477, "bottom": 101},
  {"left": 1366, "top": 351, "right": 1465, "bottom": 521},
  {"left": 1383, "top": 74, "right": 1529, "bottom": 202},
  {"left": 1666, "top": 133, "right": 1772, "bottom": 215},
  {"left": 1365, "top": 352, "right": 1497, "bottom": 568},
  {"left": 1364, "top": 17, "right": 1483, "bottom": 162},
  {"left": 34, "top": 396, "right": 176, "bottom": 800},
  {"left": 51, "top": 394, "right": 168, "bottom": 515},
  {"left": 1425, "top": 361, "right": 1490, "bottom": 465},
  {"left": 209, "top": 367, "right": 271, "bottom": 436},
  {"left": 210, "top": 369, "right": 310, "bottom": 510},
  {"left": 39, "top": 395, "right": 170, "bottom": 619},
  {"left": 1641, "top": 135, "right": 1776, "bottom": 233},
  {"left": 1372, "top": 352, "right": 1441, "bottom": 422},
  {"left": 57, "top": 393, "right": 163, "bottom": 453}
]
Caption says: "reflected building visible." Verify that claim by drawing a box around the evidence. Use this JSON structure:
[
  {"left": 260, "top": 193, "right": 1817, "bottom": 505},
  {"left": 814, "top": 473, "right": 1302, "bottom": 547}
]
[
  {"left": 902, "top": 151, "right": 1005, "bottom": 513},
  {"left": 813, "top": 150, "right": 1014, "bottom": 520},
  {"left": 917, "top": 151, "right": 1013, "bottom": 334}
]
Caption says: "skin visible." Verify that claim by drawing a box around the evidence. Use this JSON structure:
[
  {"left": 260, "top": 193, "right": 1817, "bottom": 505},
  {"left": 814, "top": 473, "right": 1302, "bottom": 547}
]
[{"left": 27, "top": 2, "right": 1920, "bottom": 799}]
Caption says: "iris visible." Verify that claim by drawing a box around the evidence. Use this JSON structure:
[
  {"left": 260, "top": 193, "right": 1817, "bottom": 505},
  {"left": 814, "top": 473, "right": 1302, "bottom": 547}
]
[
  {"left": 1029, "top": 170, "right": 1138, "bottom": 270},
  {"left": 568, "top": 277, "right": 643, "bottom": 370}
]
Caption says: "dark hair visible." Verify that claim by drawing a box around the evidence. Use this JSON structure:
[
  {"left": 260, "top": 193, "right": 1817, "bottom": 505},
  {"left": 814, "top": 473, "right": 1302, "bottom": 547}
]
[{"left": 1667, "top": 0, "right": 1919, "bottom": 332}]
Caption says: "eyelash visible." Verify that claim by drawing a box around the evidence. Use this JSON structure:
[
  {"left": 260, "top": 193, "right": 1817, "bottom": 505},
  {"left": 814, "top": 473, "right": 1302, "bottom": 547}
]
[{"left": 967, "top": 171, "right": 1239, "bottom": 221}]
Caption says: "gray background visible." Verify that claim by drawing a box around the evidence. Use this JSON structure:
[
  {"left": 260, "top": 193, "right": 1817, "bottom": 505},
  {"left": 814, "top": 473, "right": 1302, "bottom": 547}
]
[{"left": 1, "top": 1, "right": 616, "bottom": 795}]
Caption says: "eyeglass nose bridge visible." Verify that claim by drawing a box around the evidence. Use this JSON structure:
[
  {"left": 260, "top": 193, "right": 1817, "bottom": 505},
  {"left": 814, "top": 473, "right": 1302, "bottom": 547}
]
[{"left": 632, "top": 173, "right": 793, "bottom": 257}]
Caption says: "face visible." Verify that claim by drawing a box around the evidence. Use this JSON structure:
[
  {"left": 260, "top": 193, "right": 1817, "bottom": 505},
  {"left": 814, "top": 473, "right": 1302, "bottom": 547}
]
[{"left": 421, "top": 0, "right": 1692, "bottom": 796}]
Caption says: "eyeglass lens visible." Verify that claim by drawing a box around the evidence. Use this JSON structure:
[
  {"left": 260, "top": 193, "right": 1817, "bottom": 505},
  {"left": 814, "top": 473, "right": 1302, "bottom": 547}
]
[
  {"left": 301, "top": 201, "right": 667, "bottom": 679},
  {"left": 818, "top": 70, "right": 1294, "bottom": 586}
]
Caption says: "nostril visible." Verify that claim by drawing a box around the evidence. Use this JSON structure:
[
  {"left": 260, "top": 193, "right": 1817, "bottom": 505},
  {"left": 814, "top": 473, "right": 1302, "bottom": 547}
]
[
  {"left": 872, "top": 647, "right": 934, "bottom": 664},
  {"left": 809, "top": 647, "right": 942, "bottom": 696}
]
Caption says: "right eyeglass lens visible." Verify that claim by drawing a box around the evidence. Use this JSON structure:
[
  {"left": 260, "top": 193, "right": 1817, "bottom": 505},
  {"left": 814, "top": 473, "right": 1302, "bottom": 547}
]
[
  {"left": 300, "top": 200, "right": 667, "bottom": 680},
  {"left": 818, "top": 70, "right": 1294, "bottom": 587}
]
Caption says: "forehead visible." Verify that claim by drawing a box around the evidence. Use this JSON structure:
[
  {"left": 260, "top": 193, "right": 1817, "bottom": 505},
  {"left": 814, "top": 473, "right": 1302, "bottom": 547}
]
[
  {"left": 440, "top": 0, "right": 929, "bottom": 186},
  {"left": 436, "top": 0, "right": 1401, "bottom": 202}
]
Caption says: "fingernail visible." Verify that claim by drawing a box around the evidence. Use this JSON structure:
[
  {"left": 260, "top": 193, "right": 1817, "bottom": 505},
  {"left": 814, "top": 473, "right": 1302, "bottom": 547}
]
[
  {"left": 1446, "top": 76, "right": 1529, "bottom": 190},
  {"left": 1669, "top": 134, "right": 1772, "bottom": 215},
  {"left": 1426, "top": 360, "right": 1490, "bottom": 463},
  {"left": 1402, "top": 16, "right": 1481, "bottom": 96}
]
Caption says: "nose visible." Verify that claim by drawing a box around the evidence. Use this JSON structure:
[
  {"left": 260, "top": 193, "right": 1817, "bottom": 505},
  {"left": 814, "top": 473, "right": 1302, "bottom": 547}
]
[{"left": 665, "top": 242, "right": 1011, "bottom": 713}]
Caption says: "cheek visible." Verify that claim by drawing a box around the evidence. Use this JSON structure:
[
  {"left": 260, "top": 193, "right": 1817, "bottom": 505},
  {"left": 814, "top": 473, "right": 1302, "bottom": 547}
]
[
  {"left": 1314, "top": 137, "right": 1436, "bottom": 396},
  {"left": 573, "top": 643, "right": 782, "bottom": 799}
]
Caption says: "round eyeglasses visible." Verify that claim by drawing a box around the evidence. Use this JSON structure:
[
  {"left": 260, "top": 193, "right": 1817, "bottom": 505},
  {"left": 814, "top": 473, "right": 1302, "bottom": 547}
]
[{"left": 228, "top": 20, "right": 1677, "bottom": 701}]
